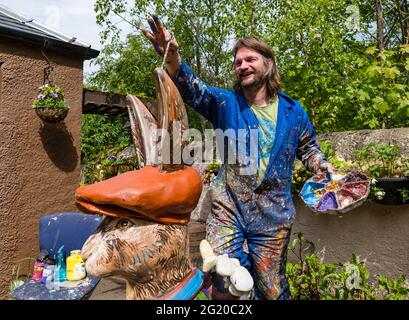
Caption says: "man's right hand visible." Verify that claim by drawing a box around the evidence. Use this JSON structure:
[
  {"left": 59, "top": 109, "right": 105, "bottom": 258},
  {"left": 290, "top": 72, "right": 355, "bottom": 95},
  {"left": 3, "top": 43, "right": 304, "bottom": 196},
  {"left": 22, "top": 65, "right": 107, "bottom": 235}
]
[{"left": 141, "top": 15, "right": 180, "bottom": 77}]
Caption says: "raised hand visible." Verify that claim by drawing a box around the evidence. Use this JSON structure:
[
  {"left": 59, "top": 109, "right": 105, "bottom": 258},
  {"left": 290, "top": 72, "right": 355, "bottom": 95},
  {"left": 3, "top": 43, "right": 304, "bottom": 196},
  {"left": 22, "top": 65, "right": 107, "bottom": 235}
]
[{"left": 141, "top": 14, "right": 179, "bottom": 58}]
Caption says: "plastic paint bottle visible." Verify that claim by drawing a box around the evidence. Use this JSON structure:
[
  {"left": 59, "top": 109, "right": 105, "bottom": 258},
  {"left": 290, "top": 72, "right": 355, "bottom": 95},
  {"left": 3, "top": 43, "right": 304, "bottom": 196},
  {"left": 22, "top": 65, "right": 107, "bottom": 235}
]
[
  {"left": 55, "top": 245, "right": 67, "bottom": 282},
  {"left": 40, "top": 258, "right": 56, "bottom": 284},
  {"left": 31, "top": 260, "right": 45, "bottom": 282},
  {"left": 45, "top": 274, "right": 54, "bottom": 290},
  {"left": 66, "top": 250, "right": 86, "bottom": 281},
  {"left": 52, "top": 266, "right": 61, "bottom": 291},
  {"left": 31, "top": 250, "right": 48, "bottom": 282}
]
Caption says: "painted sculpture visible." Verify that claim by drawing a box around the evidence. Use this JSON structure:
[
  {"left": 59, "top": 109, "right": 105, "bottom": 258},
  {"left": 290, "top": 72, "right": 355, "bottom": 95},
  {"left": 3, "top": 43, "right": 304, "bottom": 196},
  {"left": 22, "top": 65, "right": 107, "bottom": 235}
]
[
  {"left": 300, "top": 171, "right": 370, "bottom": 214},
  {"left": 75, "top": 68, "right": 253, "bottom": 299}
]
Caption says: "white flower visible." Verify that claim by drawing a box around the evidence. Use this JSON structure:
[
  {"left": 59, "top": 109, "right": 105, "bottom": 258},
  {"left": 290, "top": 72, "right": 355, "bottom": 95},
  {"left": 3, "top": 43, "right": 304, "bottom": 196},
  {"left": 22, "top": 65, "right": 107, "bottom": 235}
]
[
  {"left": 371, "top": 178, "right": 377, "bottom": 184},
  {"left": 375, "top": 191, "right": 385, "bottom": 197}
]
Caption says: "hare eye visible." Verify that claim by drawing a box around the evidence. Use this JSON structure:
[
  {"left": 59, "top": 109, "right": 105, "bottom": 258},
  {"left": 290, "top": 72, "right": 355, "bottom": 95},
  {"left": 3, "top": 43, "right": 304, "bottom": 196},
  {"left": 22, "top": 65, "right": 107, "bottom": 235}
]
[{"left": 116, "top": 219, "right": 134, "bottom": 230}]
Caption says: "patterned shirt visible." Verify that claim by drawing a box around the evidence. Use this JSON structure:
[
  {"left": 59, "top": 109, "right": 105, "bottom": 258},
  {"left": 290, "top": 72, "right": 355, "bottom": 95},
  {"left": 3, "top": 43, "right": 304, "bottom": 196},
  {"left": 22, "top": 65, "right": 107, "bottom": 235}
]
[{"left": 250, "top": 98, "right": 279, "bottom": 185}]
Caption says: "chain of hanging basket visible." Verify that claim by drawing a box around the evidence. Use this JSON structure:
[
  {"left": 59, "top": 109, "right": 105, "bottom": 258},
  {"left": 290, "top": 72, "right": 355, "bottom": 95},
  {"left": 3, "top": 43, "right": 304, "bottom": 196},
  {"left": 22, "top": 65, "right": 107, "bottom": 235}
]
[{"left": 41, "top": 45, "right": 54, "bottom": 86}]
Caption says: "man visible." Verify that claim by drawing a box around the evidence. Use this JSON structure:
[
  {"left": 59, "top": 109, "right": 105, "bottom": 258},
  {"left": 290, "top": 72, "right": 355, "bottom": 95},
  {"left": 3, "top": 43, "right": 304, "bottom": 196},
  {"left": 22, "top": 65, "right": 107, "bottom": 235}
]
[{"left": 142, "top": 15, "right": 333, "bottom": 300}]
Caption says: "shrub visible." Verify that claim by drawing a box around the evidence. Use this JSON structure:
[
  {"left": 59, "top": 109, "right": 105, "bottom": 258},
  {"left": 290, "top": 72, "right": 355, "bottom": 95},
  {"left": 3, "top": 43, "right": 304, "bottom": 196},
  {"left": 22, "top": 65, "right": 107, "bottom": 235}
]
[{"left": 286, "top": 232, "right": 409, "bottom": 300}]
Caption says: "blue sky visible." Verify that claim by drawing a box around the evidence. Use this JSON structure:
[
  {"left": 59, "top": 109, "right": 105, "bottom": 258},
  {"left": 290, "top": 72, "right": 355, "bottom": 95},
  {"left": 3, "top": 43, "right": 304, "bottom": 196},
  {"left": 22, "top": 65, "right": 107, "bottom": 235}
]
[{"left": 0, "top": 0, "right": 133, "bottom": 75}]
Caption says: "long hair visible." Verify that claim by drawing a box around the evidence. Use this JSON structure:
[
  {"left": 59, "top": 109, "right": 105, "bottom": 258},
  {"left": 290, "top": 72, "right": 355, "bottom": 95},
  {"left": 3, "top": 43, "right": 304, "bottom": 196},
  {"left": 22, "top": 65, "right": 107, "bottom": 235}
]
[{"left": 232, "top": 37, "right": 281, "bottom": 99}]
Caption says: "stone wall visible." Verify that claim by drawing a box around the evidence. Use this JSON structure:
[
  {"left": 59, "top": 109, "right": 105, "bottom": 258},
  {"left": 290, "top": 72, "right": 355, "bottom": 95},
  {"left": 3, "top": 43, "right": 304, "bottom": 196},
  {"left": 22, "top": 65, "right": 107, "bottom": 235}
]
[
  {"left": 0, "top": 37, "right": 84, "bottom": 298},
  {"left": 317, "top": 127, "right": 409, "bottom": 161}
]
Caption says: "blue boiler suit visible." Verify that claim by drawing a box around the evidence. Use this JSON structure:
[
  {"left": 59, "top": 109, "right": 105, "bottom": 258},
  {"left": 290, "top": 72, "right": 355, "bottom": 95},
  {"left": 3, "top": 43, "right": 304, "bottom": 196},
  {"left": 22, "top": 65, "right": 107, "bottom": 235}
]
[{"left": 173, "top": 61, "right": 329, "bottom": 300}]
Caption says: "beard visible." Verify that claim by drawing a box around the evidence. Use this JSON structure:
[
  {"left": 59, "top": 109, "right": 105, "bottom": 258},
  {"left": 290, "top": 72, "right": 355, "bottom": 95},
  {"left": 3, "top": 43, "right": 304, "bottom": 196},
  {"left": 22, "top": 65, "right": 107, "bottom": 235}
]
[{"left": 239, "top": 70, "right": 269, "bottom": 89}]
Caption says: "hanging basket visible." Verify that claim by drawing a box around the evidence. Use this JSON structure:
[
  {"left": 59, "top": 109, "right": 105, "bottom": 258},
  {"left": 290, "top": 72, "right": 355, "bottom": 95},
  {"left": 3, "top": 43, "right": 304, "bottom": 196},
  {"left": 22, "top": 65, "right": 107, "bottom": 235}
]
[
  {"left": 33, "top": 83, "right": 69, "bottom": 123},
  {"left": 35, "top": 107, "right": 69, "bottom": 123}
]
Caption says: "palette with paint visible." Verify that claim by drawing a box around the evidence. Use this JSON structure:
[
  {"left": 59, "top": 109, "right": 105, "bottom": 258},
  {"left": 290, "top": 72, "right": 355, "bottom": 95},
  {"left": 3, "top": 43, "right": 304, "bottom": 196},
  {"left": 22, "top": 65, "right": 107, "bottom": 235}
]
[{"left": 300, "top": 170, "right": 370, "bottom": 214}]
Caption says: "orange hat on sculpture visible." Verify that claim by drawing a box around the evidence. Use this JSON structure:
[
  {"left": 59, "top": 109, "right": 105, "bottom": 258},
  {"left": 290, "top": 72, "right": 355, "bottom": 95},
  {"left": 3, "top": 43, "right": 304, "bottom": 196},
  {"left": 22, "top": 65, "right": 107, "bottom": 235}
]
[{"left": 75, "top": 165, "right": 202, "bottom": 224}]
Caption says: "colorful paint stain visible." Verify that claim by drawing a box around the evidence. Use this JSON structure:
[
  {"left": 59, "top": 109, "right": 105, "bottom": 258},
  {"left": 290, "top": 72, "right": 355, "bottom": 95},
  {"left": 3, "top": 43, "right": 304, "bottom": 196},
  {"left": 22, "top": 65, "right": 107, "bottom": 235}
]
[
  {"left": 342, "top": 182, "right": 369, "bottom": 197},
  {"left": 300, "top": 182, "right": 325, "bottom": 207},
  {"left": 300, "top": 171, "right": 370, "bottom": 214},
  {"left": 337, "top": 190, "right": 358, "bottom": 208},
  {"left": 316, "top": 191, "right": 338, "bottom": 211}
]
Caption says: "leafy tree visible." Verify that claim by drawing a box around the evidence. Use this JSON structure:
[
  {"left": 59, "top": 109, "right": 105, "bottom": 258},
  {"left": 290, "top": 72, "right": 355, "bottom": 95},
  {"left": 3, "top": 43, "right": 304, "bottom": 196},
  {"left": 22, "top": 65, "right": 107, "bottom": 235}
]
[
  {"left": 88, "top": 0, "right": 409, "bottom": 134},
  {"left": 87, "top": 33, "right": 159, "bottom": 97},
  {"left": 80, "top": 113, "right": 133, "bottom": 184}
]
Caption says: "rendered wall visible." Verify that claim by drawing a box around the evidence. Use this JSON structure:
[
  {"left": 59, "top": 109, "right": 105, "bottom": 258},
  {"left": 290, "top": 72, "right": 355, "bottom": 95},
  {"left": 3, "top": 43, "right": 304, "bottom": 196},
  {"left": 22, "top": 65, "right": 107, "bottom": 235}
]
[{"left": 0, "top": 36, "right": 84, "bottom": 298}]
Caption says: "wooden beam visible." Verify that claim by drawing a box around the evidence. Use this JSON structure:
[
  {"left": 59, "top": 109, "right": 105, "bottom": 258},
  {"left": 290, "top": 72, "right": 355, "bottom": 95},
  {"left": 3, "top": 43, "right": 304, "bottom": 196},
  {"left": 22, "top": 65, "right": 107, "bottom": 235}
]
[{"left": 82, "top": 89, "right": 158, "bottom": 119}]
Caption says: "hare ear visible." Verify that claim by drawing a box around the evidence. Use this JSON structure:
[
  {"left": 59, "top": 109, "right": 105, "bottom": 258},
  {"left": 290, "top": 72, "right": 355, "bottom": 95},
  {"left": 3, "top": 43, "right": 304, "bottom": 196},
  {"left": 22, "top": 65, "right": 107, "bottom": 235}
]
[
  {"left": 154, "top": 68, "right": 189, "bottom": 172},
  {"left": 126, "top": 95, "right": 158, "bottom": 167}
]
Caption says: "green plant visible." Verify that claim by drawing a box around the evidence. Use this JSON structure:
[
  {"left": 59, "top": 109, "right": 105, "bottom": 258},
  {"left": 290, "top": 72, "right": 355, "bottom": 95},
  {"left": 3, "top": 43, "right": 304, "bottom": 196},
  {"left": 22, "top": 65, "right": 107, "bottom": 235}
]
[
  {"left": 287, "top": 232, "right": 374, "bottom": 300},
  {"left": 398, "top": 188, "right": 409, "bottom": 203},
  {"left": 32, "top": 84, "right": 69, "bottom": 110},
  {"left": 369, "top": 181, "right": 386, "bottom": 201},
  {"left": 318, "top": 140, "right": 354, "bottom": 171},
  {"left": 376, "top": 274, "right": 409, "bottom": 300},
  {"left": 354, "top": 143, "right": 408, "bottom": 178},
  {"left": 80, "top": 114, "right": 135, "bottom": 185},
  {"left": 9, "top": 257, "right": 35, "bottom": 294},
  {"left": 286, "top": 232, "right": 409, "bottom": 300}
]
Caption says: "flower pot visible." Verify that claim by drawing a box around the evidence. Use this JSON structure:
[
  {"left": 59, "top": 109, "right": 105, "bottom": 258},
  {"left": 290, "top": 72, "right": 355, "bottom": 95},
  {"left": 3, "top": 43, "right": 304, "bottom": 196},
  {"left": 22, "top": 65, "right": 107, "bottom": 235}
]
[
  {"left": 35, "top": 107, "right": 68, "bottom": 123},
  {"left": 373, "top": 177, "right": 409, "bottom": 205}
]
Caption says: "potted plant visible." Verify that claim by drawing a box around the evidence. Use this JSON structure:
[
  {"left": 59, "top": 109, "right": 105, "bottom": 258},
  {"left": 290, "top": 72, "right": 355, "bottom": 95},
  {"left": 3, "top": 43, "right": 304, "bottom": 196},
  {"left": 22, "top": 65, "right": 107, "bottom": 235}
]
[
  {"left": 354, "top": 143, "right": 409, "bottom": 205},
  {"left": 32, "top": 84, "right": 69, "bottom": 123}
]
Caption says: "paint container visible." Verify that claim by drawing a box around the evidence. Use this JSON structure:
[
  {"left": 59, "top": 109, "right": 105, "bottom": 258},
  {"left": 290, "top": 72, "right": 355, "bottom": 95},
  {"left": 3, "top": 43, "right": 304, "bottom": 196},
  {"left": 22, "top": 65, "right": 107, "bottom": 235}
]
[
  {"left": 31, "top": 250, "right": 48, "bottom": 282},
  {"left": 45, "top": 274, "right": 54, "bottom": 290},
  {"left": 31, "top": 261, "right": 45, "bottom": 282},
  {"left": 344, "top": 171, "right": 369, "bottom": 183},
  {"left": 40, "top": 257, "right": 56, "bottom": 284},
  {"left": 52, "top": 266, "right": 61, "bottom": 291},
  {"left": 54, "top": 245, "right": 66, "bottom": 282},
  {"left": 300, "top": 170, "right": 370, "bottom": 215},
  {"left": 342, "top": 182, "right": 369, "bottom": 197},
  {"left": 316, "top": 192, "right": 338, "bottom": 211},
  {"left": 300, "top": 182, "right": 325, "bottom": 207},
  {"left": 337, "top": 190, "right": 359, "bottom": 209},
  {"left": 66, "top": 250, "right": 86, "bottom": 281}
]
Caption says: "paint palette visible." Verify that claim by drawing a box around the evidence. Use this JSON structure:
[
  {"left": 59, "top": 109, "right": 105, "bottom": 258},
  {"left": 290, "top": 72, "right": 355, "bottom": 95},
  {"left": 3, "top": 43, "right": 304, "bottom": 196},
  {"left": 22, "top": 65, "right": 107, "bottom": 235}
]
[{"left": 300, "top": 170, "right": 370, "bottom": 215}]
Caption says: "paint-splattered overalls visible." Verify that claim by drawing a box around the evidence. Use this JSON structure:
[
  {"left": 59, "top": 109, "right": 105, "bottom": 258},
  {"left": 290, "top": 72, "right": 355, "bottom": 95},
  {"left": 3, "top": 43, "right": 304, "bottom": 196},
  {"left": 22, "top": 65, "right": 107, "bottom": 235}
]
[{"left": 174, "top": 61, "right": 329, "bottom": 300}]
